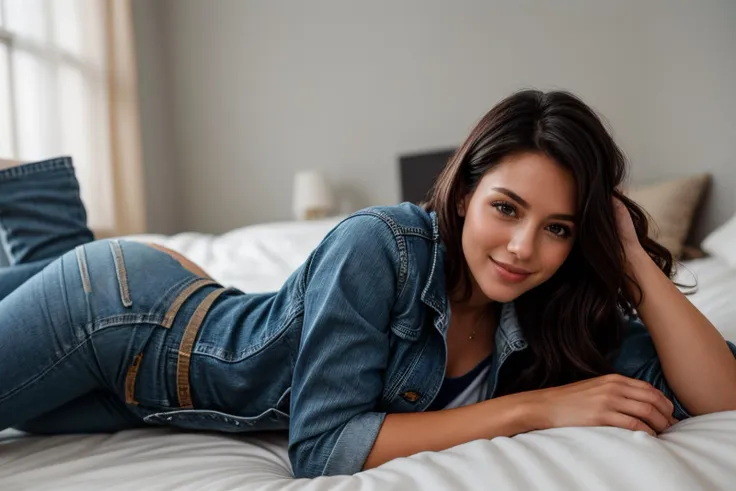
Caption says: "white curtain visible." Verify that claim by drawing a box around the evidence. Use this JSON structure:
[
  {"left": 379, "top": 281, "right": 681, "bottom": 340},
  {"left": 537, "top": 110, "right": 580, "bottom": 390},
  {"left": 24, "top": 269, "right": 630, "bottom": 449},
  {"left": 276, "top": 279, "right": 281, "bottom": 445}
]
[{"left": 0, "top": 0, "right": 146, "bottom": 236}]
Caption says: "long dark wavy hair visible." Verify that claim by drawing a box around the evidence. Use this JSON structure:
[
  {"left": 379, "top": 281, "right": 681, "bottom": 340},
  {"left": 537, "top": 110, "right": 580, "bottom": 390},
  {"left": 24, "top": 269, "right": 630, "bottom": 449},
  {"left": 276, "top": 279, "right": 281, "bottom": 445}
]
[{"left": 424, "top": 89, "right": 674, "bottom": 394}]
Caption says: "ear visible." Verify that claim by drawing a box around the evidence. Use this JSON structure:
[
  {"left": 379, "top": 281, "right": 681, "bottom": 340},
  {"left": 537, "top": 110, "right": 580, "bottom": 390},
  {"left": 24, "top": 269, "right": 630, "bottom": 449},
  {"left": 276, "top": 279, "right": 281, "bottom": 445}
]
[{"left": 457, "top": 196, "right": 467, "bottom": 217}]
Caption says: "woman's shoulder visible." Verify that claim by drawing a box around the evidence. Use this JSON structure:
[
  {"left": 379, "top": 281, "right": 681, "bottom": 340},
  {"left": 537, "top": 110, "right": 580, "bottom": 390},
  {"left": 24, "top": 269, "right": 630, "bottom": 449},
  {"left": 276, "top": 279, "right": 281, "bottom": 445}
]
[
  {"left": 339, "top": 202, "right": 436, "bottom": 239},
  {"left": 301, "top": 203, "right": 439, "bottom": 288}
]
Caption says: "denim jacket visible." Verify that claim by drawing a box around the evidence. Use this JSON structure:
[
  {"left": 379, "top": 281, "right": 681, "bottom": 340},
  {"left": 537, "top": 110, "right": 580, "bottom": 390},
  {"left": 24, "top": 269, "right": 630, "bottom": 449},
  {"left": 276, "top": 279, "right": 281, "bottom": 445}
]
[{"left": 145, "top": 202, "right": 735, "bottom": 479}]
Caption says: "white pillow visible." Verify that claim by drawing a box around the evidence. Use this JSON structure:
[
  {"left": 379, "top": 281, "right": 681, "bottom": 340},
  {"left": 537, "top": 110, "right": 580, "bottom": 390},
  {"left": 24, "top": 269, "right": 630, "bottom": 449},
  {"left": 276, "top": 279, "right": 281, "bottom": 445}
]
[{"left": 702, "top": 213, "right": 736, "bottom": 268}]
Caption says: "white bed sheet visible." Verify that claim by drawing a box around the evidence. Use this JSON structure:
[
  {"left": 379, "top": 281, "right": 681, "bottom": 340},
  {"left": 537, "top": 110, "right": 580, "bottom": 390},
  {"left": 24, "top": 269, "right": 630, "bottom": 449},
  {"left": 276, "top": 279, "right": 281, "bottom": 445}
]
[
  {"left": 1, "top": 220, "right": 736, "bottom": 490},
  {"left": 673, "top": 257, "right": 736, "bottom": 340},
  {"left": 2, "top": 413, "right": 736, "bottom": 491}
]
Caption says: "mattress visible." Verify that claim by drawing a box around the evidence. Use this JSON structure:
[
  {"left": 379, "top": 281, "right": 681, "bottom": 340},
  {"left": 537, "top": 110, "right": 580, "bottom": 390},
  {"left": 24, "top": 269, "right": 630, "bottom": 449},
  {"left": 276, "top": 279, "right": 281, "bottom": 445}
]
[
  {"left": 1, "top": 220, "right": 735, "bottom": 490},
  {"left": 2, "top": 413, "right": 736, "bottom": 491}
]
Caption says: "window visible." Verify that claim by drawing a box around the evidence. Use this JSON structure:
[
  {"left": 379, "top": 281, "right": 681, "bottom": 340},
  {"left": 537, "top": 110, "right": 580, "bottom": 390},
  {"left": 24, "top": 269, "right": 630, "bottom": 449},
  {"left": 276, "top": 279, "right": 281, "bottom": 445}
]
[{"left": 0, "top": 0, "right": 143, "bottom": 234}]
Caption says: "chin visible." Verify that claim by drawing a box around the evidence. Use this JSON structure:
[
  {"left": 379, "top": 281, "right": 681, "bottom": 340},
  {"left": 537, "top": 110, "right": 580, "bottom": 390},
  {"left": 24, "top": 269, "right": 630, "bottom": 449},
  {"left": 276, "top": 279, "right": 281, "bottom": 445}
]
[{"left": 479, "top": 281, "right": 527, "bottom": 303}]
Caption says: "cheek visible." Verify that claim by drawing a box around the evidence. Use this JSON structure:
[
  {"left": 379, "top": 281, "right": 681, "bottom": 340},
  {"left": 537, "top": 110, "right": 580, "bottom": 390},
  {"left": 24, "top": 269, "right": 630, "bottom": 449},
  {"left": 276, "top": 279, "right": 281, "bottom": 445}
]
[
  {"left": 538, "top": 242, "right": 573, "bottom": 277},
  {"left": 462, "top": 216, "right": 501, "bottom": 254}
]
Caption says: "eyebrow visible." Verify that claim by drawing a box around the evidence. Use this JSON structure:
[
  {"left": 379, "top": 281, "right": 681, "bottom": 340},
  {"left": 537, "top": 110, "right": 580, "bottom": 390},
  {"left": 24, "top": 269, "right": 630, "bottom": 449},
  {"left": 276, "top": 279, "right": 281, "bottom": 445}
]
[{"left": 492, "top": 187, "right": 576, "bottom": 222}]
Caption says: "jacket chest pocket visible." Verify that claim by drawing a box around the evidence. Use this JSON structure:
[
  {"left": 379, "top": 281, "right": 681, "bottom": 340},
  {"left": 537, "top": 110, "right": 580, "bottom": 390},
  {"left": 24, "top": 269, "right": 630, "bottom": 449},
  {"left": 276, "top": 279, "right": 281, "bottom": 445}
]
[
  {"left": 379, "top": 331, "right": 444, "bottom": 413},
  {"left": 142, "top": 407, "right": 290, "bottom": 433}
]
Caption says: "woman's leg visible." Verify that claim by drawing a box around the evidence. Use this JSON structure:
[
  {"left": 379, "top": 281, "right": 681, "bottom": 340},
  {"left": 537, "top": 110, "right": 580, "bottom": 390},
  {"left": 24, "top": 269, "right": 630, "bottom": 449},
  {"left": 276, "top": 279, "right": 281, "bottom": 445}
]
[
  {"left": 0, "top": 260, "right": 131, "bottom": 431},
  {"left": 0, "top": 262, "right": 57, "bottom": 300},
  {"left": 14, "top": 391, "right": 145, "bottom": 434},
  {"left": 1, "top": 239, "right": 198, "bottom": 434},
  {"left": 0, "top": 158, "right": 146, "bottom": 433},
  {"left": 0, "top": 157, "right": 94, "bottom": 300}
]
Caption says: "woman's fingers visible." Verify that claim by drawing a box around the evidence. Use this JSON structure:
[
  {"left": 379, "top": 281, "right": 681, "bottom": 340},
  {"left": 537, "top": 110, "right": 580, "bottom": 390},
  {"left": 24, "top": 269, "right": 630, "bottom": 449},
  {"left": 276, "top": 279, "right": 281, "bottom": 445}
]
[
  {"left": 615, "top": 397, "right": 671, "bottom": 433},
  {"left": 603, "top": 373, "right": 657, "bottom": 392},
  {"left": 605, "top": 413, "right": 657, "bottom": 437},
  {"left": 621, "top": 385, "right": 678, "bottom": 426},
  {"left": 540, "top": 374, "right": 681, "bottom": 435},
  {"left": 600, "top": 375, "right": 678, "bottom": 425}
]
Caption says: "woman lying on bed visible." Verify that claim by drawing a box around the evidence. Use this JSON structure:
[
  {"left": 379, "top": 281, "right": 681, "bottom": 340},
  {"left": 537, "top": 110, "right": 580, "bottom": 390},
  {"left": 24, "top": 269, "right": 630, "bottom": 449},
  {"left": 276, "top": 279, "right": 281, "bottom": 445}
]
[{"left": 1, "top": 90, "right": 735, "bottom": 479}]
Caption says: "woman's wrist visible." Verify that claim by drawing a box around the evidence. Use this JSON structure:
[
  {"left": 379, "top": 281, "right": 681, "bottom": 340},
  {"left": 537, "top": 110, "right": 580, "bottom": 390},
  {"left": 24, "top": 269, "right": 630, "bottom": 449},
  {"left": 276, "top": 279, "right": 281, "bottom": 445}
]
[
  {"left": 510, "top": 390, "right": 549, "bottom": 433},
  {"left": 626, "top": 243, "right": 649, "bottom": 261},
  {"left": 475, "top": 390, "right": 548, "bottom": 438},
  {"left": 623, "top": 245, "right": 651, "bottom": 280}
]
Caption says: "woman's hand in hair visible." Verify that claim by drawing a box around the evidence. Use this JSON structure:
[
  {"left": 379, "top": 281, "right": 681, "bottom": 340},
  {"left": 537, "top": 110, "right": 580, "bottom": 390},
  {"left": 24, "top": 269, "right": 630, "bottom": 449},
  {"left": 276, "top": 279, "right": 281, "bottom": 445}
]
[
  {"left": 524, "top": 374, "right": 679, "bottom": 437},
  {"left": 613, "top": 196, "right": 645, "bottom": 256}
]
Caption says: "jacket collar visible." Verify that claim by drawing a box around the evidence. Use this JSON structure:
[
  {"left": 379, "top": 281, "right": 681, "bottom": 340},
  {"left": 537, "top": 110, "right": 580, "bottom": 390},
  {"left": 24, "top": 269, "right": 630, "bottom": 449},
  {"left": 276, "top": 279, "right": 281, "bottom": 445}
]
[
  {"left": 497, "top": 303, "right": 528, "bottom": 355},
  {"left": 418, "top": 211, "right": 450, "bottom": 334},
  {"left": 418, "top": 210, "right": 529, "bottom": 354}
]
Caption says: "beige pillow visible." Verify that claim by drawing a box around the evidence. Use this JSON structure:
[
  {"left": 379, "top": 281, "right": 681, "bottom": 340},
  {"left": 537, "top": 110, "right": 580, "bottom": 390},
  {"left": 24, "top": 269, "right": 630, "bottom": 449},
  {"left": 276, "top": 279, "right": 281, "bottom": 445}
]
[{"left": 627, "top": 174, "right": 710, "bottom": 258}]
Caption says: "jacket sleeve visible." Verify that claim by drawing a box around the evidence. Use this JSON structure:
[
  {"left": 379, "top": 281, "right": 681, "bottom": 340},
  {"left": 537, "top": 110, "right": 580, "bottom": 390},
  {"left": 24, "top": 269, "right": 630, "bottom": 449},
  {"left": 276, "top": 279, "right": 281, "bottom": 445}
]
[
  {"left": 288, "top": 213, "right": 404, "bottom": 478},
  {"left": 612, "top": 315, "right": 736, "bottom": 420}
]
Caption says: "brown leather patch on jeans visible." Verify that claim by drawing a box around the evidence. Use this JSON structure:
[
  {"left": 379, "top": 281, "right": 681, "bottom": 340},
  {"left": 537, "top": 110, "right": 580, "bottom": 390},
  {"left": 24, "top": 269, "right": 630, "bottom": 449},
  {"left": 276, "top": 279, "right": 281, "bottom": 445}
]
[
  {"left": 175, "top": 288, "right": 227, "bottom": 408},
  {"left": 125, "top": 353, "right": 144, "bottom": 405},
  {"left": 109, "top": 240, "right": 133, "bottom": 308},
  {"left": 162, "top": 278, "right": 217, "bottom": 328}
]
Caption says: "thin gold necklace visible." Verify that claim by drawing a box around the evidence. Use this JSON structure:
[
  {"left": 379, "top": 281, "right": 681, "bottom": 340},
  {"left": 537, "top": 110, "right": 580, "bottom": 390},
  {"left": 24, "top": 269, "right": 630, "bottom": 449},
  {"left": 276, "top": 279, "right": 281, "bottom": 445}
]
[
  {"left": 468, "top": 312, "right": 486, "bottom": 341},
  {"left": 468, "top": 304, "right": 495, "bottom": 340}
]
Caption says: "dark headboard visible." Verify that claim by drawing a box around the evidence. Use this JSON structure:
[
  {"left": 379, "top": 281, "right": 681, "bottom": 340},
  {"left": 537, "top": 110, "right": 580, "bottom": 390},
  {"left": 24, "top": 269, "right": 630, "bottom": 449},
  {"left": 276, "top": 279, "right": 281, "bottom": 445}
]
[{"left": 398, "top": 148, "right": 456, "bottom": 204}]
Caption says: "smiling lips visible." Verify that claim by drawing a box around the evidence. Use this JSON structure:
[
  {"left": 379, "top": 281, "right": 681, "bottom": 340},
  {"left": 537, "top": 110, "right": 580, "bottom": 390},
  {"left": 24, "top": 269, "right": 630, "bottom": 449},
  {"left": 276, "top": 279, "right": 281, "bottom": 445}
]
[{"left": 490, "top": 258, "right": 533, "bottom": 283}]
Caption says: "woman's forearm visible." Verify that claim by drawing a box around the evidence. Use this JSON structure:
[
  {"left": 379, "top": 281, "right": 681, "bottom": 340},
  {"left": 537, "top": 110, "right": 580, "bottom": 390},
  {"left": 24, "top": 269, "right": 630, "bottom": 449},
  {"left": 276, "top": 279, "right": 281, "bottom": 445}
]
[
  {"left": 363, "top": 392, "right": 536, "bottom": 470},
  {"left": 627, "top": 249, "right": 736, "bottom": 415}
]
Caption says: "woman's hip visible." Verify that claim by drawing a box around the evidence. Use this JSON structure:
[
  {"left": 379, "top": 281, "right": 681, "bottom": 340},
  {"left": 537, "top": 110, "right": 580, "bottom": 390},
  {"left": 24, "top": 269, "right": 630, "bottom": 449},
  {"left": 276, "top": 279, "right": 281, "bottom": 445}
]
[
  {"left": 32, "top": 239, "right": 227, "bottom": 405},
  {"left": 56, "top": 239, "right": 209, "bottom": 322}
]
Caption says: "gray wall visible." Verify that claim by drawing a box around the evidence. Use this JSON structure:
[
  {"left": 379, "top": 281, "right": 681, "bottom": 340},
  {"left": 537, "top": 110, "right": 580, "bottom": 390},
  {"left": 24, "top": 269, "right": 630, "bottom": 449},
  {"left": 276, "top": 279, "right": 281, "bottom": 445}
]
[
  {"left": 139, "top": 0, "right": 736, "bottom": 239},
  {"left": 131, "top": 0, "right": 181, "bottom": 234}
]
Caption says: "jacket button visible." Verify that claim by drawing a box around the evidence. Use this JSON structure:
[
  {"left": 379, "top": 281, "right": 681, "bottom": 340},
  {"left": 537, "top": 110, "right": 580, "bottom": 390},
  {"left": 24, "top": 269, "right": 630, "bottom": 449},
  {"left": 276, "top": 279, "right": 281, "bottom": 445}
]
[{"left": 402, "top": 391, "right": 421, "bottom": 402}]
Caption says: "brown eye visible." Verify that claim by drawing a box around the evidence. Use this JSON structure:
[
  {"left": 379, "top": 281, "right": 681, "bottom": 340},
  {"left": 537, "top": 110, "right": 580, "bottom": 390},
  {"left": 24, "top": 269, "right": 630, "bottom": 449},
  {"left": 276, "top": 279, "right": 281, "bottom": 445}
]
[
  {"left": 492, "top": 202, "right": 516, "bottom": 217},
  {"left": 547, "top": 223, "right": 571, "bottom": 238}
]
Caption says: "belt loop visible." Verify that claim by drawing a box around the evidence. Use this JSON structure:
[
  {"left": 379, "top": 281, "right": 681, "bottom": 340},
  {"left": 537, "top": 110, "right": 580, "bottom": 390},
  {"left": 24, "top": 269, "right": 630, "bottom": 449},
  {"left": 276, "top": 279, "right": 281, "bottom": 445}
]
[
  {"left": 176, "top": 288, "right": 227, "bottom": 408},
  {"left": 161, "top": 278, "right": 217, "bottom": 328},
  {"left": 124, "top": 353, "right": 144, "bottom": 405}
]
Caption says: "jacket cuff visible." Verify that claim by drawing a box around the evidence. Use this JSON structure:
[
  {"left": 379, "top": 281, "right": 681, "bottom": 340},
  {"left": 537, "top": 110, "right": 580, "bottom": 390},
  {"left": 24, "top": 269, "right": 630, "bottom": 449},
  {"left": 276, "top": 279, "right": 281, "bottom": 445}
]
[{"left": 322, "top": 411, "right": 387, "bottom": 476}]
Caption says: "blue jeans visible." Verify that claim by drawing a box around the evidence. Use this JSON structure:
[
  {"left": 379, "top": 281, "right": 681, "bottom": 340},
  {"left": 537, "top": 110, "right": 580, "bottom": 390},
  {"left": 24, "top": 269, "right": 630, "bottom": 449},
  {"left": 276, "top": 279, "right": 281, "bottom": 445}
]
[{"left": 0, "top": 157, "right": 219, "bottom": 434}]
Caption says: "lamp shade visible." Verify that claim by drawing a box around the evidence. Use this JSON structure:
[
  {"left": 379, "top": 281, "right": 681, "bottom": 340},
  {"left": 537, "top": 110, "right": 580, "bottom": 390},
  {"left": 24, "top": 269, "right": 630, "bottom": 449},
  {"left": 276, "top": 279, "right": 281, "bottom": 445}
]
[{"left": 292, "top": 170, "right": 333, "bottom": 220}]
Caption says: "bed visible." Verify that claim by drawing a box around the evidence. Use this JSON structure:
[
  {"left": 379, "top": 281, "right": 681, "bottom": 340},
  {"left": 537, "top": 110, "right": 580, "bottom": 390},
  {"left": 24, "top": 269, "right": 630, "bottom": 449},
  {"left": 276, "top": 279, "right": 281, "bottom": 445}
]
[{"left": 1, "top": 151, "right": 736, "bottom": 490}]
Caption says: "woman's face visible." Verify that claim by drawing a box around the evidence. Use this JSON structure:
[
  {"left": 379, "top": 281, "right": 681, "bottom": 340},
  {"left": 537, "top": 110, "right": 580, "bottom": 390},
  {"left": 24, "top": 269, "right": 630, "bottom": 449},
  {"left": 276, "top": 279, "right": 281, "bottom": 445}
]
[{"left": 458, "top": 151, "right": 577, "bottom": 304}]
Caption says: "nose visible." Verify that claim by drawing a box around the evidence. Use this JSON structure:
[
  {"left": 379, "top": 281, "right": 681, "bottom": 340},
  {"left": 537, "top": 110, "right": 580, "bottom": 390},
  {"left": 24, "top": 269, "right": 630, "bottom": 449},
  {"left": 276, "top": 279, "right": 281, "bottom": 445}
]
[{"left": 507, "top": 224, "right": 535, "bottom": 261}]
